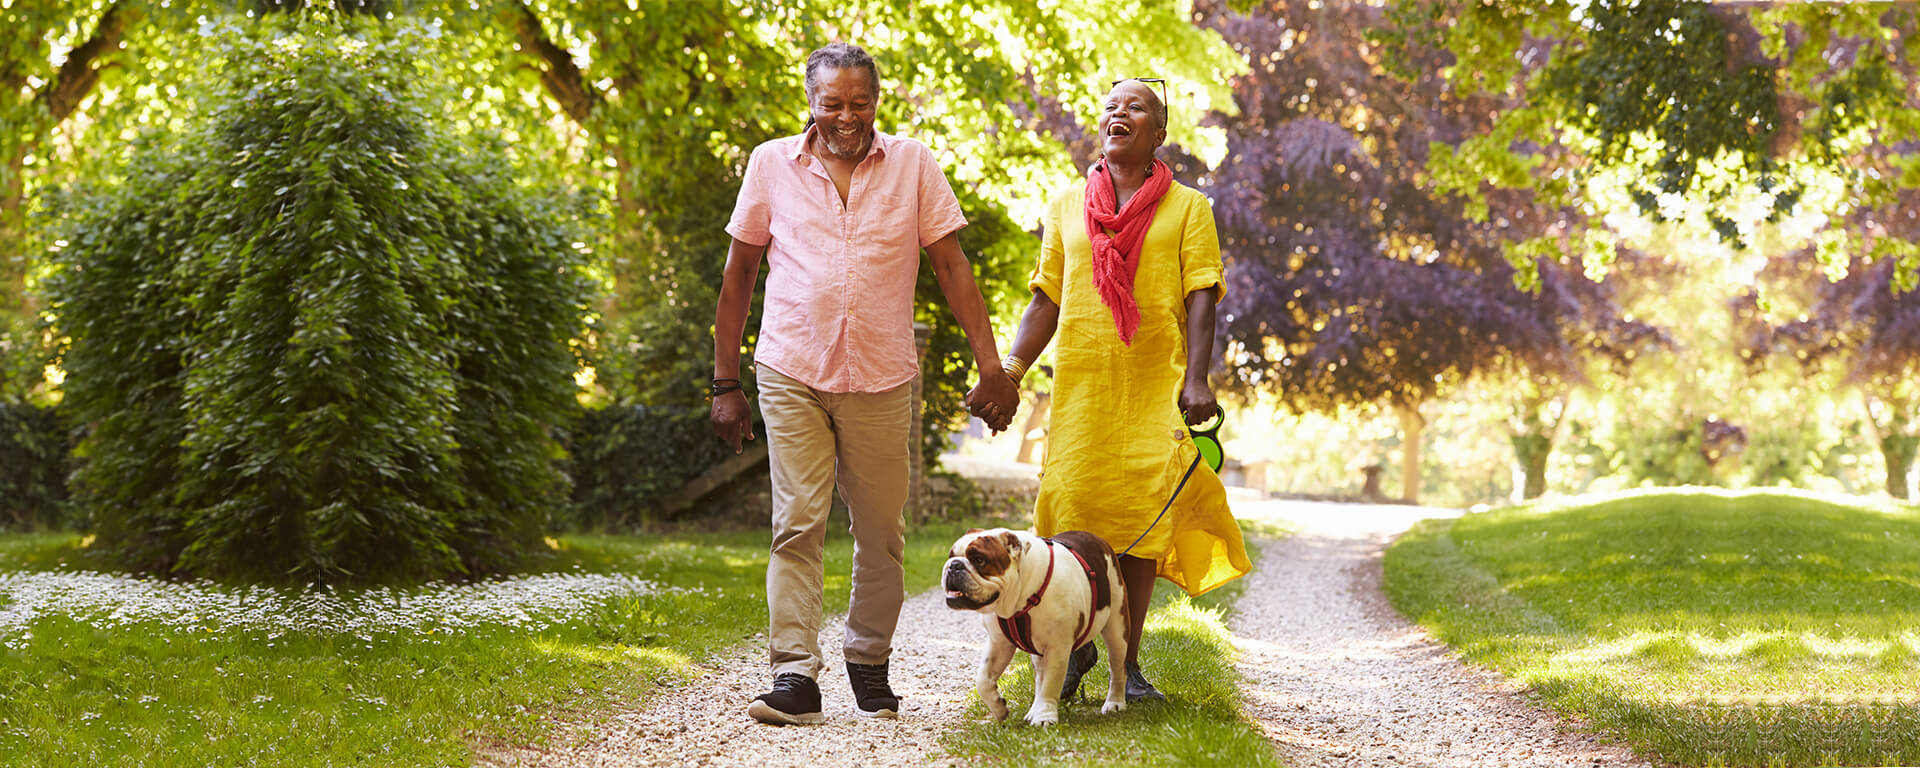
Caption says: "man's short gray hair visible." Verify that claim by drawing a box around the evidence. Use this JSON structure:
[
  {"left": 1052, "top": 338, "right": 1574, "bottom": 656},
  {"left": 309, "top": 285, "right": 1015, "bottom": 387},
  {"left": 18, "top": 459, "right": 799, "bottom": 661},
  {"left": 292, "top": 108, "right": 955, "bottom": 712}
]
[{"left": 804, "top": 43, "right": 879, "bottom": 102}]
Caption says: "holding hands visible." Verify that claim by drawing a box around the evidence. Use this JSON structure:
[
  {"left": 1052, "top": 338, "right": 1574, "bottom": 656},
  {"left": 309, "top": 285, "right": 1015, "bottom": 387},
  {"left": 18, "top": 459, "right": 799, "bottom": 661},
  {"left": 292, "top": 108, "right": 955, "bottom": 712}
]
[{"left": 967, "top": 362, "right": 1020, "bottom": 434}]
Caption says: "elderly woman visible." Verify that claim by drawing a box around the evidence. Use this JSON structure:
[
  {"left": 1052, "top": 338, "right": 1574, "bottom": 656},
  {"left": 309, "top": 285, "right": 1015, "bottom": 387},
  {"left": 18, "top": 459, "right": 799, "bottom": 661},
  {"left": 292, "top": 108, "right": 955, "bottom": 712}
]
[{"left": 996, "top": 77, "right": 1252, "bottom": 702}]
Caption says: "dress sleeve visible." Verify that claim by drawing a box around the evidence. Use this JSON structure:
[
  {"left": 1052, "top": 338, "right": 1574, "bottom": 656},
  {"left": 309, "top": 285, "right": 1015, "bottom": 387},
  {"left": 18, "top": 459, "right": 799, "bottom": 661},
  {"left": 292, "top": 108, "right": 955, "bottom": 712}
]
[
  {"left": 724, "top": 144, "right": 774, "bottom": 247},
  {"left": 1028, "top": 190, "right": 1067, "bottom": 304},
  {"left": 1179, "top": 191, "right": 1225, "bottom": 303}
]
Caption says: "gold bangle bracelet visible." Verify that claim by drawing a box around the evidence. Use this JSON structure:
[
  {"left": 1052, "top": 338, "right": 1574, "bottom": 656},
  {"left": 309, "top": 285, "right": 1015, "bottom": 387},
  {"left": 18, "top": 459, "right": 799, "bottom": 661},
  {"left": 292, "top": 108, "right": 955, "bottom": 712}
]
[{"left": 1002, "top": 354, "right": 1030, "bottom": 381}]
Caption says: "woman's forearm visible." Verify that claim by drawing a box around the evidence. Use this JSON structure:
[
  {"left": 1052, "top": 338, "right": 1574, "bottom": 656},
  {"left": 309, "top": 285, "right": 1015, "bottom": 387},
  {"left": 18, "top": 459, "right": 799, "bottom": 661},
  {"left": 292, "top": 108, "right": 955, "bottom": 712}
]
[
  {"left": 1008, "top": 291, "right": 1061, "bottom": 371},
  {"left": 1183, "top": 287, "right": 1219, "bottom": 381}
]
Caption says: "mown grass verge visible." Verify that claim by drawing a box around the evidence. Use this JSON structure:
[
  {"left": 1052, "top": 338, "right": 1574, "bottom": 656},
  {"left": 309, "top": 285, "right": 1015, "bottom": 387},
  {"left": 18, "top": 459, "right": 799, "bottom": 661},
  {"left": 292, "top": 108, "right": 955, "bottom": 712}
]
[{"left": 1383, "top": 489, "right": 1920, "bottom": 767}]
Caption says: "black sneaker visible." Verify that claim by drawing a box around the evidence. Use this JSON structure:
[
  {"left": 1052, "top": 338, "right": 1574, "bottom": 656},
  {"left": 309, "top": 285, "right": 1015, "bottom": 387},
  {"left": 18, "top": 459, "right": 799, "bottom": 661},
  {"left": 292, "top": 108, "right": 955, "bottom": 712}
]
[
  {"left": 1125, "top": 662, "right": 1165, "bottom": 703},
  {"left": 846, "top": 660, "right": 900, "bottom": 718},
  {"left": 748, "top": 672, "right": 825, "bottom": 725},
  {"left": 1058, "top": 642, "right": 1098, "bottom": 701}
]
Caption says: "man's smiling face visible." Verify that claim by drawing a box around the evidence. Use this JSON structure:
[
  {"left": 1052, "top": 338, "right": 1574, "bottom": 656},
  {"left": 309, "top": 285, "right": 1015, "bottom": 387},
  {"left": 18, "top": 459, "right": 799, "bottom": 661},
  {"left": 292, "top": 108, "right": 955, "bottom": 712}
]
[{"left": 809, "top": 66, "right": 877, "bottom": 161}]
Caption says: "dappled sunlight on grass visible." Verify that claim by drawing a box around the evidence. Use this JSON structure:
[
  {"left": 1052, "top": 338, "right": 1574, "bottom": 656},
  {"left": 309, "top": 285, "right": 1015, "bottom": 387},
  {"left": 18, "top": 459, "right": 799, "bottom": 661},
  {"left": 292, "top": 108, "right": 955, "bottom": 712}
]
[
  {"left": 1548, "top": 631, "right": 1920, "bottom": 704},
  {"left": 530, "top": 638, "right": 694, "bottom": 672},
  {"left": 1384, "top": 490, "right": 1920, "bottom": 765}
]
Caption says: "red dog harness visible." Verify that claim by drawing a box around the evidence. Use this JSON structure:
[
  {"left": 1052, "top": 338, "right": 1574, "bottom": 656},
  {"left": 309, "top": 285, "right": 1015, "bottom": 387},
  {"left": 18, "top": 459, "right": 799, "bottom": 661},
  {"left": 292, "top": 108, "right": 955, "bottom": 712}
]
[{"left": 996, "top": 538, "right": 1104, "bottom": 656}]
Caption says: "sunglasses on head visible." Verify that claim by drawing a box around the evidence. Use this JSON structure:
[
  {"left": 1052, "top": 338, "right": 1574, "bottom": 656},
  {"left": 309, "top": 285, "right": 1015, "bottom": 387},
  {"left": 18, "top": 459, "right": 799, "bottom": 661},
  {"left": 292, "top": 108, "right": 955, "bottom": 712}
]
[{"left": 1111, "top": 77, "right": 1168, "bottom": 105}]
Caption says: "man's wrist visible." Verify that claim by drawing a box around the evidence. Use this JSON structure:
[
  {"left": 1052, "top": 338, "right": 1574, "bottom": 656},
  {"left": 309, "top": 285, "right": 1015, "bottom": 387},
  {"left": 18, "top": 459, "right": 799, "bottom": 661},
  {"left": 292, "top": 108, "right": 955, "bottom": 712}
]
[{"left": 710, "top": 376, "right": 743, "bottom": 398}]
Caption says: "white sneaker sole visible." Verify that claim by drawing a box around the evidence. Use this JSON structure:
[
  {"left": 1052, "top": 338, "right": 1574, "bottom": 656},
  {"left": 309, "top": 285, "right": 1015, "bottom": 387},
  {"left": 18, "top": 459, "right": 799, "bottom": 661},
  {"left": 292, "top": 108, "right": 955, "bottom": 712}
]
[
  {"left": 855, "top": 705, "right": 898, "bottom": 719},
  {"left": 748, "top": 700, "right": 826, "bottom": 725}
]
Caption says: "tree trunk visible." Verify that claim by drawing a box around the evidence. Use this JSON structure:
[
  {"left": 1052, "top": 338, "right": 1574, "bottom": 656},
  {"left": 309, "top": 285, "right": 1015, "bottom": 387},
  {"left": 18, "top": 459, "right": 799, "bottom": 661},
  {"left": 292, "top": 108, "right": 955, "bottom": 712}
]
[
  {"left": 1882, "top": 434, "right": 1917, "bottom": 500},
  {"left": 1014, "top": 391, "right": 1051, "bottom": 464},
  {"left": 1863, "top": 391, "right": 1919, "bottom": 500},
  {"left": 1519, "top": 439, "right": 1550, "bottom": 500},
  {"left": 511, "top": 1, "right": 636, "bottom": 322},
  {"left": 1396, "top": 401, "right": 1423, "bottom": 506},
  {"left": 1508, "top": 387, "right": 1567, "bottom": 502},
  {"left": 3, "top": 1, "right": 125, "bottom": 331}
]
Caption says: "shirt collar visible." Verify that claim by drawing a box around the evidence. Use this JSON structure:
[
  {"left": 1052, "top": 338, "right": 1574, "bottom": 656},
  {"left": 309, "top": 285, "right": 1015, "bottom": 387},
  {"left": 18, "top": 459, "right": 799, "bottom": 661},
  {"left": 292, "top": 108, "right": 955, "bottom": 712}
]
[{"left": 790, "top": 124, "right": 890, "bottom": 164}]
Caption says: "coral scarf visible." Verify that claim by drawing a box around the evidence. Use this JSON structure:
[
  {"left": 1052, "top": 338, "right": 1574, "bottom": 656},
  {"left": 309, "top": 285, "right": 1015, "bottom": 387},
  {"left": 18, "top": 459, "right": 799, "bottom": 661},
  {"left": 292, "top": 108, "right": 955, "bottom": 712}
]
[{"left": 1084, "top": 159, "right": 1172, "bottom": 344}]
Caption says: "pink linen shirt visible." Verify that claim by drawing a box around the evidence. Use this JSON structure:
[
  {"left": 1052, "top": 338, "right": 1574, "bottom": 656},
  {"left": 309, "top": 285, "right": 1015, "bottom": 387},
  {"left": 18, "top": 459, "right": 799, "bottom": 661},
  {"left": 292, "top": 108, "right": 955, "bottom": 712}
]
[{"left": 726, "top": 127, "right": 967, "bottom": 393}]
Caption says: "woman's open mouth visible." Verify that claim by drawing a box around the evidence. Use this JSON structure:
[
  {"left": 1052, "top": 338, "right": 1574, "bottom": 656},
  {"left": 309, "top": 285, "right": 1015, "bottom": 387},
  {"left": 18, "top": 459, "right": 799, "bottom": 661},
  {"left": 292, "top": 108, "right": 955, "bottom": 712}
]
[{"left": 1109, "top": 123, "right": 1133, "bottom": 137}]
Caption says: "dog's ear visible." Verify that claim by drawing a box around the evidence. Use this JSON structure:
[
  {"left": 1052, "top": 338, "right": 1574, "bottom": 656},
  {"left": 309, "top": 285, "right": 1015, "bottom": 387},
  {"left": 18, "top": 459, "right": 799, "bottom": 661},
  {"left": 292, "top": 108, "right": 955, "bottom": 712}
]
[
  {"left": 1000, "top": 531, "right": 1023, "bottom": 555},
  {"left": 966, "top": 527, "right": 984, "bottom": 535}
]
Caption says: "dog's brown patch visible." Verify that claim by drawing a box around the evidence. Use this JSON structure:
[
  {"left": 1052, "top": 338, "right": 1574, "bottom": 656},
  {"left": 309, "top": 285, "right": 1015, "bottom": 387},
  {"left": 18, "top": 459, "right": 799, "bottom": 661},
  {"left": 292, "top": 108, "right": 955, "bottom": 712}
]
[
  {"left": 965, "top": 532, "right": 1015, "bottom": 578},
  {"left": 951, "top": 528, "right": 988, "bottom": 559},
  {"left": 1051, "top": 530, "right": 1115, "bottom": 613}
]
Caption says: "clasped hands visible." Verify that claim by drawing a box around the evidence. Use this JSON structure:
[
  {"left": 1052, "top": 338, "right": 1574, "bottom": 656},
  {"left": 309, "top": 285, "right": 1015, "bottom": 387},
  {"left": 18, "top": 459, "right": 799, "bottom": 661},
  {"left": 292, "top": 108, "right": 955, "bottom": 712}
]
[{"left": 966, "top": 367, "right": 1020, "bottom": 434}]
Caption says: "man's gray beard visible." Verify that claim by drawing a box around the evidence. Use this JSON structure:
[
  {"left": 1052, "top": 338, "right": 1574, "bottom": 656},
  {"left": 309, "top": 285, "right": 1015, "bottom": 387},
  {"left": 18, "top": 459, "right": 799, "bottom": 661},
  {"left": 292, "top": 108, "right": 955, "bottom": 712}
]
[{"left": 822, "top": 127, "right": 870, "bottom": 159}]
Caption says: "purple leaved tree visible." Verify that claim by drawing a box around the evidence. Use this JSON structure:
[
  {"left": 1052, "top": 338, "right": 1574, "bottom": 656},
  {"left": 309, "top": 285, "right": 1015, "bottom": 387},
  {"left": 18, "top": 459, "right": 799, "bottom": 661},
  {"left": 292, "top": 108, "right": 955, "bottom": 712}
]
[{"left": 1195, "top": 0, "right": 1662, "bottom": 502}]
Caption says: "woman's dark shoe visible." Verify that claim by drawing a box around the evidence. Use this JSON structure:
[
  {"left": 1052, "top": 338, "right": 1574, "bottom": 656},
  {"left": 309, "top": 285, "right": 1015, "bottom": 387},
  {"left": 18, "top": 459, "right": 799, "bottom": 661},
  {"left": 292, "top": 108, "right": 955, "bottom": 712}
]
[
  {"left": 1124, "top": 662, "right": 1165, "bottom": 703},
  {"left": 1057, "top": 642, "right": 1098, "bottom": 700}
]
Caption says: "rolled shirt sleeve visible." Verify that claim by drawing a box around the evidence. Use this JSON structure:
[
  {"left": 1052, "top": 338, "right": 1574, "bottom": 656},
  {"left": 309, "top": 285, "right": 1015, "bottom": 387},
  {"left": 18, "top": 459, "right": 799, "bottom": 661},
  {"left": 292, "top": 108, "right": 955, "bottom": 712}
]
[
  {"left": 1179, "top": 192, "right": 1225, "bottom": 303},
  {"left": 915, "top": 143, "right": 968, "bottom": 248},
  {"left": 1028, "top": 190, "right": 1068, "bottom": 304},
  {"left": 725, "top": 144, "right": 774, "bottom": 247}
]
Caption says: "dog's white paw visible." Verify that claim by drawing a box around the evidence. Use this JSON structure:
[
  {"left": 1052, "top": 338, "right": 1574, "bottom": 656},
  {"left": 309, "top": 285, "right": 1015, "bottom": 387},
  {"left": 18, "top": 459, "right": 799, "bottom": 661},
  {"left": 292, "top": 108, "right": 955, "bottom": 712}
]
[
  {"left": 1023, "top": 707, "right": 1059, "bottom": 727},
  {"left": 1101, "top": 698, "right": 1126, "bottom": 715}
]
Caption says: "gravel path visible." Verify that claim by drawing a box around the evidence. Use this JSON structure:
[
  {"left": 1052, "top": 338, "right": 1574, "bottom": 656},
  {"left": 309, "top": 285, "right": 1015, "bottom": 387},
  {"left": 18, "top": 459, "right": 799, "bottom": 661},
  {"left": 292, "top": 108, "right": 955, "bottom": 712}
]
[
  {"left": 481, "top": 586, "right": 986, "bottom": 768},
  {"left": 1230, "top": 499, "right": 1655, "bottom": 768},
  {"left": 486, "top": 498, "right": 1661, "bottom": 767}
]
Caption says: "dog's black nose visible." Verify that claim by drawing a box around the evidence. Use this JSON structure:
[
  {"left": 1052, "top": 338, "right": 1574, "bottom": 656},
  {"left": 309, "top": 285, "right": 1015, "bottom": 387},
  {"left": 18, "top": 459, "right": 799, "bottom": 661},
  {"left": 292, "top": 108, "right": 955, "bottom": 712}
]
[{"left": 943, "top": 564, "right": 967, "bottom": 592}]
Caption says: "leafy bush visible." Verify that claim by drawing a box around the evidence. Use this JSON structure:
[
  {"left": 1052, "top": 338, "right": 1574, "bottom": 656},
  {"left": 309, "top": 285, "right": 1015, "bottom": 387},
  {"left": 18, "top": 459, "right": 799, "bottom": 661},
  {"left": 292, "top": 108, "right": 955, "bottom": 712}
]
[
  {"left": 45, "top": 16, "right": 590, "bottom": 583},
  {"left": 0, "top": 402, "right": 67, "bottom": 530}
]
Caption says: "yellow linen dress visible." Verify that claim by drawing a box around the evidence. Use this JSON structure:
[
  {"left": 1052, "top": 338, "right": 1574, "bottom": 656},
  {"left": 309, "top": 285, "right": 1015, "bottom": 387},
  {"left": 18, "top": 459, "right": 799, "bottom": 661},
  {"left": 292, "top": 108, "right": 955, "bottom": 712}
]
[{"left": 1030, "top": 180, "right": 1252, "bottom": 597}]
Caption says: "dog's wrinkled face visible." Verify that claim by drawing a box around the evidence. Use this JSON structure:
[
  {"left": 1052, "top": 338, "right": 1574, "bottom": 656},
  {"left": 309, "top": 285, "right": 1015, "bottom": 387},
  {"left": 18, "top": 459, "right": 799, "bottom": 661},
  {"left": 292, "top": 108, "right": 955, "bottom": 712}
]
[{"left": 944, "top": 528, "right": 1024, "bottom": 612}]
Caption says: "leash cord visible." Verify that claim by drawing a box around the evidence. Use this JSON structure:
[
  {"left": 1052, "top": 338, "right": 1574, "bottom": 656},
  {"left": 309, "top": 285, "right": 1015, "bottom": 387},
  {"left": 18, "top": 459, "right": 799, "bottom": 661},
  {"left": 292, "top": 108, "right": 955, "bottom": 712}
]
[{"left": 1118, "top": 452, "right": 1202, "bottom": 558}]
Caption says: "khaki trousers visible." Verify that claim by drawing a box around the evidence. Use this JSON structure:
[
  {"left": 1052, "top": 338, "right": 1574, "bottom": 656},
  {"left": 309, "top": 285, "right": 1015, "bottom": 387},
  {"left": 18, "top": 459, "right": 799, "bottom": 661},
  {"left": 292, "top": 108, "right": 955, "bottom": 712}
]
[{"left": 757, "top": 364, "right": 911, "bottom": 679}]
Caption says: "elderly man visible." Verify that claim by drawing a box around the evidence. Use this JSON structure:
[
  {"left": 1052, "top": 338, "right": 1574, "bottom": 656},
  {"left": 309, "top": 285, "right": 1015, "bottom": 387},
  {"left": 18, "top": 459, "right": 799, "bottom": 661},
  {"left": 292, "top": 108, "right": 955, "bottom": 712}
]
[{"left": 710, "top": 42, "right": 1018, "bottom": 725}]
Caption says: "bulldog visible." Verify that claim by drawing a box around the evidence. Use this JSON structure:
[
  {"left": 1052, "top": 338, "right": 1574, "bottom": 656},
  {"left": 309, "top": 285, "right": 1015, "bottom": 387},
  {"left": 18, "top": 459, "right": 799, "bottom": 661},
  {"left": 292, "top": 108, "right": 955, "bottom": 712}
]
[{"left": 943, "top": 527, "right": 1129, "bottom": 725}]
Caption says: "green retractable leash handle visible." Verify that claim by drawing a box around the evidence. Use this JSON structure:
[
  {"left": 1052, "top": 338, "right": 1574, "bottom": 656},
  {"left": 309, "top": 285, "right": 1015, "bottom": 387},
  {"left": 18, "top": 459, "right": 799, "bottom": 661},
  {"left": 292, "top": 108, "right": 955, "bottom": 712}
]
[
  {"left": 1119, "top": 408, "right": 1226, "bottom": 557},
  {"left": 1189, "top": 408, "right": 1226, "bottom": 473}
]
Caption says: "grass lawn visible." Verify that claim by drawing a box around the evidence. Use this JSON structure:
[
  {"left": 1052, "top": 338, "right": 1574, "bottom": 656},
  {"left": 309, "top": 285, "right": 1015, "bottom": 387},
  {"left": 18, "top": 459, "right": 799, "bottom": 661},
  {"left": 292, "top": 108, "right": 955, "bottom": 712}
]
[
  {"left": 0, "top": 525, "right": 955, "bottom": 768},
  {"left": 1383, "top": 489, "right": 1920, "bottom": 767},
  {"left": 938, "top": 530, "right": 1279, "bottom": 768}
]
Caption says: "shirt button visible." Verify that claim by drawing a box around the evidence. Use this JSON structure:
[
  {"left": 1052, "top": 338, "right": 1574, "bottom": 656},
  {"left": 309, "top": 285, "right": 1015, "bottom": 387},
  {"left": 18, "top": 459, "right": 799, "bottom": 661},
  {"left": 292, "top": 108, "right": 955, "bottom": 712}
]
[{"left": 1171, "top": 429, "right": 1186, "bottom": 440}]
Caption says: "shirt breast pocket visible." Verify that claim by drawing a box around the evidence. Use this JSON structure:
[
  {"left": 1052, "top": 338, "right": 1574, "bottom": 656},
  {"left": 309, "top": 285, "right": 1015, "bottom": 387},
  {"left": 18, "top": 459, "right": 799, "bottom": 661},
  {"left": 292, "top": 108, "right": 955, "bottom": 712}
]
[{"left": 864, "top": 192, "right": 915, "bottom": 250}]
